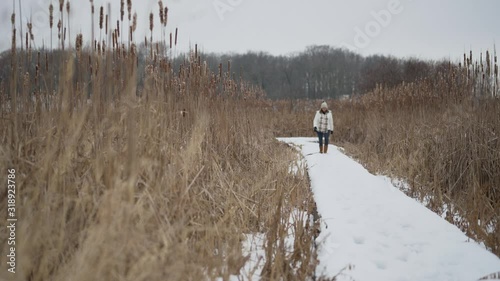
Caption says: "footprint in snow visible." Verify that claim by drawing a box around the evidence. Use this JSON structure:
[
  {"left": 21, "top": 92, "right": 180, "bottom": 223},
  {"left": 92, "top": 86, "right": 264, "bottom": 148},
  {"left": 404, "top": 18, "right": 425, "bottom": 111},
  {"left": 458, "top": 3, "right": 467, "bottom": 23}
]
[
  {"left": 397, "top": 252, "right": 409, "bottom": 262},
  {"left": 353, "top": 236, "right": 365, "bottom": 245},
  {"left": 374, "top": 260, "right": 387, "bottom": 270}
]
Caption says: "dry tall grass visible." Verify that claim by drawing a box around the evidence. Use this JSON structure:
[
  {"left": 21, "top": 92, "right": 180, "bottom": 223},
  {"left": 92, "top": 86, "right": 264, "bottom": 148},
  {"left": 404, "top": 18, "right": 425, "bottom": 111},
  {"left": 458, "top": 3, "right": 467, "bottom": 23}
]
[
  {"left": 0, "top": 4, "right": 320, "bottom": 281},
  {"left": 338, "top": 74, "right": 500, "bottom": 256}
]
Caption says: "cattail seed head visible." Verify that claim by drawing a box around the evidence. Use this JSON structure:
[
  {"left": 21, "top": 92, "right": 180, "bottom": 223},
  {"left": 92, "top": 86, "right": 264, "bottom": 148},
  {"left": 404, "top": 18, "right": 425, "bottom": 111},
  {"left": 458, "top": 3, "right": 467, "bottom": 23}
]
[
  {"left": 131, "top": 43, "right": 136, "bottom": 56},
  {"left": 11, "top": 28, "right": 16, "bottom": 52},
  {"left": 132, "top": 13, "right": 137, "bottom": 32},
  {"left": 27, "top": 22, "right": 33, "bottom": 40},
  {"left": 75, "top": 33, "right": 83, "bottom": 51},
  {"left": 117, "top": 21, "right": 120, "bottom": 37},
  {"left": 49, "top": 4, "right": 54, "bottom": 28},
  {"left": 169, "top": 32, "right": 172, "bottom": 48},
  {"left": 159, "top": 1, "right": 164, "bottom": 25},
  {"left": 164, "top": 7, "right": 168, "bottom": 26},
  {"left": 127, "top": 0, "right": 132, "bottom": 21},
  {"left": 120, "top": 0, "right": 125, "bottom": 21},
  {"left": 105, "top": 14, "right": 108, "bottom": 34},
  {"left": 66, "top": 1, "right": 70, "bottom": 14},
  {"left": 175, "top": 27, "right": 178, "bottom": 46},
  {"left": 99, "top": 6, "right": 104, "bottom": 29},
  {"left": 59, "top": 0, "right": 64, "bottom": 12},
  {"left": 149, "top": 13, "right": 154, "bottom": 32}
]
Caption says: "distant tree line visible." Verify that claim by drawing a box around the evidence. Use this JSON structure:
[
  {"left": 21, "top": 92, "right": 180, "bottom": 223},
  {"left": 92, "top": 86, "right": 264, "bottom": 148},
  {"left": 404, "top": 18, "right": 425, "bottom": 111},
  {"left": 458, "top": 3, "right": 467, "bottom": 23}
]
[{"left": 177, "top": 45, "right": 452, "bottom": 99}]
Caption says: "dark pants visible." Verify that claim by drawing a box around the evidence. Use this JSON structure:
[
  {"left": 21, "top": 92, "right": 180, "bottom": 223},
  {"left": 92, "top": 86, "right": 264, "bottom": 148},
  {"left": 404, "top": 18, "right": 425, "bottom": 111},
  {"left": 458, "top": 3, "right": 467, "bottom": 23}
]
[{"left": 316, "top": 131, "right": 330, "bottom": 147}]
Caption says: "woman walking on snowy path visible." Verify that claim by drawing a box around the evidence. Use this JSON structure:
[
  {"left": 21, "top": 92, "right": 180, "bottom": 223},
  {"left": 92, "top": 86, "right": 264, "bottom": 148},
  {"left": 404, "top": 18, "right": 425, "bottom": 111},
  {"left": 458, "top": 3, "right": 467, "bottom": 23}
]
[{"left": 313, "top": 101, "right": 334, "bottom": 154}]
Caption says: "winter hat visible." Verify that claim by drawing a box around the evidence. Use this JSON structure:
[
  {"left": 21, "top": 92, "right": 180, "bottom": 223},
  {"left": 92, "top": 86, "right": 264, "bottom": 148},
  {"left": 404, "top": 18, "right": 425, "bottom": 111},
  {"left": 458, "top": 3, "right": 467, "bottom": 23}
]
[{"left": 320, "top": 101, "right": 328, "bottom": 109}]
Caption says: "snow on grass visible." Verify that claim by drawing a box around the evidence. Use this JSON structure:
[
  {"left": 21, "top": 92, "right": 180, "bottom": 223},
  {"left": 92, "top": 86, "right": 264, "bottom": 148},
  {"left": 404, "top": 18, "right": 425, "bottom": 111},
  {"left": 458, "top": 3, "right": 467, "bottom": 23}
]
[
  {"left": 278, "top": 137, "right": 500, "bottom": 281},
  {"left": 219, "top": 208, "right": 311, "bottom": 281}
]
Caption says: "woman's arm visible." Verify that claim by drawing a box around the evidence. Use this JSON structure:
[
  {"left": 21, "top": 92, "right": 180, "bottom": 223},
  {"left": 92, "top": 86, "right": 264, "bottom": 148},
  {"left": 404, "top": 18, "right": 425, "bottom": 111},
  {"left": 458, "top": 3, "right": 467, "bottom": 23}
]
[
  {"left": 328, "top": 112, "right": 334, "bottom": 131},
  {"left": 313, "top": 111, "right": 320, "bottom": 128}
]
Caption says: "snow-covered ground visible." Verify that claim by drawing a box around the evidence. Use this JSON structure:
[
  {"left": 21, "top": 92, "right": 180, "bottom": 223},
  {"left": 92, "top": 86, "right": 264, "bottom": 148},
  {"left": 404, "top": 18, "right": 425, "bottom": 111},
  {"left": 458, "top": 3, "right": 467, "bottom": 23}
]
[{"left": 279, "top": 137, "right": 500, "bottom": 281}]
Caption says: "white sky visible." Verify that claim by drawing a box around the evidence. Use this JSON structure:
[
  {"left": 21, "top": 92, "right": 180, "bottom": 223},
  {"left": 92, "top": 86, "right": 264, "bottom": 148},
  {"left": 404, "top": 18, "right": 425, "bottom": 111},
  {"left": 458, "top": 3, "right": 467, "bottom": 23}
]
[{"left": 1, "top": 0, "right": 499, "bottom": 61}]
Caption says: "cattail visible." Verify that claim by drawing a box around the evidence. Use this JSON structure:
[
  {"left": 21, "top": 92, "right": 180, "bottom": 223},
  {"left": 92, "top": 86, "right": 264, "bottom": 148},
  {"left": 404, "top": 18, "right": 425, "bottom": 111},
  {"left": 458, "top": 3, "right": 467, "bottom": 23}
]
[
  {"left": 25, "top": 32, "right": 28, "bottom": 50},
  {"left": 105, "top": 14, "right": 108, "bottom": 34},
  {"left": 132, "top": 13, "right": 137, "bottom": 32},
  {"left": 11, "top": 28, "right": 16, "bottom": 52},
  {"left": 145, "top": 36, "right": 148, "bottom": 48},
  {"left": 91, "top": 4, "right": 94, "bottom": 14},
  {"left": 75, "top": 33, "right": 83, "bottom": 51},
  {"left": 164, "top": 7, "right": 168, "bottom": 26},
  {"left": 131, "top": 43, "right": 136, "bottom": 56},
  {"left": 27, "top": 22, "right": 33, "bottom": 40},
  {"left": 159, "top": 1, "right": 164, "bottom": 25},
  {"left": 99, "top": 6, "right": 104, "bottom": 30},
  {"left": 57, "top": 19, "right": 62, "bottom": 38},
  {"left": 120, "top": 0, "right": 125, "bottom": 21},
  {"left": 11, "top": 13, "right": 15, "bottom": 25},
  {"left": 59, "top": 0, "right": 64, "bottom": 12},
  {"left": 117, "top": 20, "right": 120, "bottom": 37},
  {"left": 169, "top": 32, "right": 172, "bottom": 48},
  {"left": 149, "top": 13, "right": 154, "bottom": 32},
  {"left": 49, "top": 5, "right": 54, "bottom": 28},
  {"left": 45, "top": 53, "right": 49, "bottom": 72},
  {"left": 195, "top": 44, "right": 198, "bottom": 59},
  {"left": 66, "top": 1, "right": 70, "bottom": 14},
  {"left": 175, "top": 27, "right": 178, "bottom": 46},
  {"left": 127, "top": 0, "right": 132, "bottom": 21},
  {"left": 486, "top": 50, "right": 491, "bottom": 76}
]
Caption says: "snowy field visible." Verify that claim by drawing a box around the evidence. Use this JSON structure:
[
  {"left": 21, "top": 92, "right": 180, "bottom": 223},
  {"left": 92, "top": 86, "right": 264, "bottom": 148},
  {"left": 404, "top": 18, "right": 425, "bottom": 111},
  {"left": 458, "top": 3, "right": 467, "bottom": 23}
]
[{"left": 278, "top": 138, "right": 500, "bottom": 281}]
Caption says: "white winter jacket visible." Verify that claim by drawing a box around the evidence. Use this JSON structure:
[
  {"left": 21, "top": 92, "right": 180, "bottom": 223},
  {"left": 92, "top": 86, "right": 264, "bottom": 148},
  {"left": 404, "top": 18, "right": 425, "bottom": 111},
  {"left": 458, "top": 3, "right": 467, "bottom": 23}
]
[{"left": 313, "top": 110, "right": 334, "bottom": 133}]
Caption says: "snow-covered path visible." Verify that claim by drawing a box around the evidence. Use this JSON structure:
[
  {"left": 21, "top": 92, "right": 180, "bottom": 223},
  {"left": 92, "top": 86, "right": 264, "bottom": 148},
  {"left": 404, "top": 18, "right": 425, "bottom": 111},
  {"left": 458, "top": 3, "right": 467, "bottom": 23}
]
[{"left": 279, "top": 138, "right": 500, "bottom": 281}]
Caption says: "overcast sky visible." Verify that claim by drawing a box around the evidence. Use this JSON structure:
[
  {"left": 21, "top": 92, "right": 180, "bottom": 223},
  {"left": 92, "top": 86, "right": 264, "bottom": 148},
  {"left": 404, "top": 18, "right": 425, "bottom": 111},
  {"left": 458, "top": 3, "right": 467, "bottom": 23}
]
[{"left": 1, "top": 0, "right": 499, "bottom": 61}]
